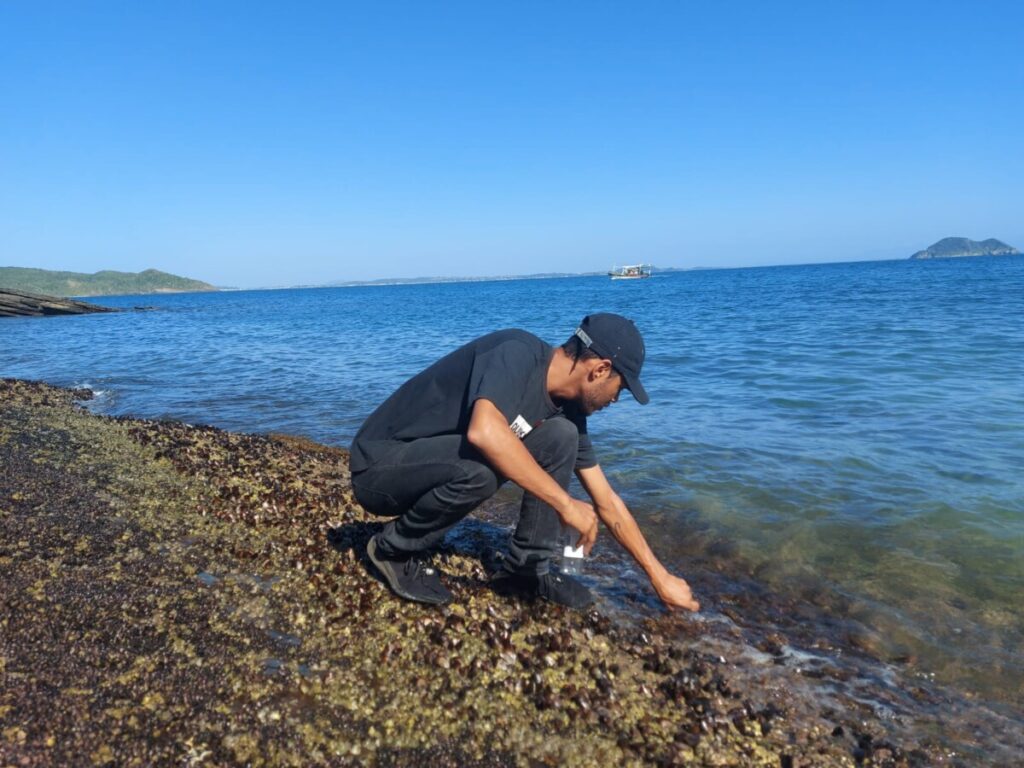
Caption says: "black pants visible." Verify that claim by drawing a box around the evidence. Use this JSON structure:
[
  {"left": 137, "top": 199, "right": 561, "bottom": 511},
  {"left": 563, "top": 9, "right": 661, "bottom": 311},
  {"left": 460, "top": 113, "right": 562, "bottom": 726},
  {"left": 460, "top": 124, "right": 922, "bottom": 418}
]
[{"left": 351, "top": 417, "right": 579, "bottom": 574}]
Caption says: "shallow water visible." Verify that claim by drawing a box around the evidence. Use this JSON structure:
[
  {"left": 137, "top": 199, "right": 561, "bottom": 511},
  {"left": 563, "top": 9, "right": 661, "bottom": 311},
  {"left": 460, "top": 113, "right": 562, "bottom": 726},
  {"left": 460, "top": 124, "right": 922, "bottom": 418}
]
[{"left": 3, "top": 257, "right": 1022, "bottom": 712}]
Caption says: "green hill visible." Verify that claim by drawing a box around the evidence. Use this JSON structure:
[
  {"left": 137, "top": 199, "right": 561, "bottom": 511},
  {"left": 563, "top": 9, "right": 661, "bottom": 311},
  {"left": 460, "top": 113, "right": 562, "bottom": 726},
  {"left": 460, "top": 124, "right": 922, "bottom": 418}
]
[
  {"left": 0, "top": 267, "right": 217, "bottom": 297},
  {"left": 910, "top": 237, "right": 1020, "bottom": 260}
]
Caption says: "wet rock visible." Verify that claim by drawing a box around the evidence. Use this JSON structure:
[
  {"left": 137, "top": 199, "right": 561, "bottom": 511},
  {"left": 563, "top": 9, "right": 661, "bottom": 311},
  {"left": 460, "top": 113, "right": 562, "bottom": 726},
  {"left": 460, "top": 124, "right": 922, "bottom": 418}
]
[
  {"left": 757, "top": 633, "right": 787, "bottom": 657},
  {"left": 0, "top": 289, "right": 118, "bottom": 318}
]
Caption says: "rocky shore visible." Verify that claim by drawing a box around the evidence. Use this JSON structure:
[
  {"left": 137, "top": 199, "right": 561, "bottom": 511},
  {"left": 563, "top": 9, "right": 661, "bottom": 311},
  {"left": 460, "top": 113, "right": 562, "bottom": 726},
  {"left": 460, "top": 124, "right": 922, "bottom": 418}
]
[
  {"left": 0, "top": 290, "right": 117, "bottom": 318},
  {"left": 0, "top": 380, "right": 997, "bottom": 766}
]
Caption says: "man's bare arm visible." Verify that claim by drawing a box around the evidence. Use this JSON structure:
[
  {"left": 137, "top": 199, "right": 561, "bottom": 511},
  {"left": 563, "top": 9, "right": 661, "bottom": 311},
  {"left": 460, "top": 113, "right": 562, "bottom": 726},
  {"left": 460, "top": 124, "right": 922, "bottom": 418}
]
[
  {"left": 577, "top": 464, "right": 700, "bottom": 611},
  {"left": 466, "top": 399, "right": 599, "bottom": 550}
]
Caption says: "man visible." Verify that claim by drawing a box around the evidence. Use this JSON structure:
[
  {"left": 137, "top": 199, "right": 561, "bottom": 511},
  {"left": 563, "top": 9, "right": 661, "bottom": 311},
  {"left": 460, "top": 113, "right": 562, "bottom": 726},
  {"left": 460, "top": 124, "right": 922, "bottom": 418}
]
[{"left": 350, "top": 313, "right": 700, "bottom": 612}]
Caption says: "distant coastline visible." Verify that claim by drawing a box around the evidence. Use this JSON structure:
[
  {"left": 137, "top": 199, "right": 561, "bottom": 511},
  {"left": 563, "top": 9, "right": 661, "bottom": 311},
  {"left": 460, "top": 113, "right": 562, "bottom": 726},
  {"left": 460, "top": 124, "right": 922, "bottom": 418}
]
[
  {"left": 10, "top": 239, "right": 1023, "bottom": 297},
  {"left": 0, "top": 267, "right": 216, "bottom": 297},
  {"left": 298, "top": 265, "right": 710, "bottom": 290}
]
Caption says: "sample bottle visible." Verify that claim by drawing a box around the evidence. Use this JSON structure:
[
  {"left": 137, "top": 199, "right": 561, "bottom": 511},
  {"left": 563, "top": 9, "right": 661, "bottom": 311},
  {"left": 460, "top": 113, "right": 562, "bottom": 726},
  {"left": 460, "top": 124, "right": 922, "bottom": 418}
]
[{"left": 561, "top": 526, "right": 585, "bottom": 576}]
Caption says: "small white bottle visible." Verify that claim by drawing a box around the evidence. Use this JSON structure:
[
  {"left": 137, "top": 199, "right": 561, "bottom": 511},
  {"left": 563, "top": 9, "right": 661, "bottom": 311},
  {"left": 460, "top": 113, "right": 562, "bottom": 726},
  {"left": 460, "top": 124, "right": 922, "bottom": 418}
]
[{"left": 561, "top": 526, "right": 585, "bottom": 576}]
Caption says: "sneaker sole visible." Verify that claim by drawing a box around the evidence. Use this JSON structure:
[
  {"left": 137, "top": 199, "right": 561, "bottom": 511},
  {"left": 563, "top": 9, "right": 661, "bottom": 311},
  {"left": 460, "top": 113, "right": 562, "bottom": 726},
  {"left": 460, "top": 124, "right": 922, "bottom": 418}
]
[{"left": 367, "top": 535, "right": 452, "bottom": 606}]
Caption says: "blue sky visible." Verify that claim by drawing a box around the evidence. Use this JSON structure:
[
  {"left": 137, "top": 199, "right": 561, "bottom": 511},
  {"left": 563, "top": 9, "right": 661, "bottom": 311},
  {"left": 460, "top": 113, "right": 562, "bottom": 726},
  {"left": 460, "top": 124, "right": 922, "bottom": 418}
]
[{"left": 2, "top": 1, "right": 1022, "bottom": 287}]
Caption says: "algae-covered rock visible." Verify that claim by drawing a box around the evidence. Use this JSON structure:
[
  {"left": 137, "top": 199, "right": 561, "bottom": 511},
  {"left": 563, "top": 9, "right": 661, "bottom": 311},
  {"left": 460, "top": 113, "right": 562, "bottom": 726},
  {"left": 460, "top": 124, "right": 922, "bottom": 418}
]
[{"left": 0, "top": 379, "right": 947, "bottom": 766}]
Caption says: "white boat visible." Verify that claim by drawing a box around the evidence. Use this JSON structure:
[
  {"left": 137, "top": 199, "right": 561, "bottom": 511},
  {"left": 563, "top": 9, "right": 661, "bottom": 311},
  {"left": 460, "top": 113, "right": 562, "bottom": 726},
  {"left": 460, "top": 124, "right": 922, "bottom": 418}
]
[{"left": 608, "top": 264, "right": 652, "bottom": 280}]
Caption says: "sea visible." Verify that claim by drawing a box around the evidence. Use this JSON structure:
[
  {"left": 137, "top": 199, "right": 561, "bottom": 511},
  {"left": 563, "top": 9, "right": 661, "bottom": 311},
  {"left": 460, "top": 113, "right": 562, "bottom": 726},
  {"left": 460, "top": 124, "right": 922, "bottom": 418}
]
[{"left": 3, "top": 257, "right": 1022, "bottom": 745}]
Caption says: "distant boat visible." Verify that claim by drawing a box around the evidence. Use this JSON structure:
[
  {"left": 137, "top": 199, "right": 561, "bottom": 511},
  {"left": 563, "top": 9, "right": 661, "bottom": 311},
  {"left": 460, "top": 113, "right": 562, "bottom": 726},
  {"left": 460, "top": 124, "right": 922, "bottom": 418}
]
[{"left": 608, "top": 264, "right": 652, "bottom": 280}]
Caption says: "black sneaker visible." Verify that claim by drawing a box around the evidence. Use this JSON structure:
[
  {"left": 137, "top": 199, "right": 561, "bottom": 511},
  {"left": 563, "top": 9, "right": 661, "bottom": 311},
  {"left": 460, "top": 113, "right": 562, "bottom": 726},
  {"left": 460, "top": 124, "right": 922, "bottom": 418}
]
[
  {"left": 367, "top": 534, "right": 453, "bottom": 606},
  {"left": 490, "top": 562, "right": 594, "bottom": 610}
]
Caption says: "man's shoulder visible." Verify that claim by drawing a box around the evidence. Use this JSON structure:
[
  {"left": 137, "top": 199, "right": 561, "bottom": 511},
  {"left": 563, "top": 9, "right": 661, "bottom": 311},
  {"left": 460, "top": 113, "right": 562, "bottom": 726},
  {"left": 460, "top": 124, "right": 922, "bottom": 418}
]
[{"left": 471, "top": 328, "right": 549, "bottom": 354}]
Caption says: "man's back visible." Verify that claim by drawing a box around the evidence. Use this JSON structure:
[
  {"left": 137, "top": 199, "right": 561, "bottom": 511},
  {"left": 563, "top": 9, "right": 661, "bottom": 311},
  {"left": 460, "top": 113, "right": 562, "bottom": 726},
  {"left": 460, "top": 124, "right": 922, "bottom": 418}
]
[{"left": 350, "top": 329, "right": 553, "bottom": 473}]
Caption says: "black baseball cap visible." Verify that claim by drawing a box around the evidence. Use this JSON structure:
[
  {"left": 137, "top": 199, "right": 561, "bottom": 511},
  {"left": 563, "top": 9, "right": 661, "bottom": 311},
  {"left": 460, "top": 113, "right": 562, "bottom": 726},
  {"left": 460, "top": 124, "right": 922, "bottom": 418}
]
[{"left": 573, "top": 313, "right": 649, "bottom": 404}]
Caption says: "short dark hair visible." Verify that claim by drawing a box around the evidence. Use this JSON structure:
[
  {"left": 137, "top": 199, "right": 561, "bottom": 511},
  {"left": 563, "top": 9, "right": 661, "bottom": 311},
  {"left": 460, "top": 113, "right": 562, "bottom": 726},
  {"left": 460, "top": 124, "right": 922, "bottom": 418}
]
[{"left": 561, "top": 334, "right": 601, "bottom": 364}]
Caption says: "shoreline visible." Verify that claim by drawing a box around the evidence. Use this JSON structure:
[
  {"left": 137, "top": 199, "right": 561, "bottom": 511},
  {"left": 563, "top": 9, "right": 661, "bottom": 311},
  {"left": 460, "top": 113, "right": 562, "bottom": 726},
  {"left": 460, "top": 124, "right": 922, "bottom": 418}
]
[
  {"left": 1, "top": 378, "right": 1017, "bottom": 765},
  {"left": 0, "top": 289, "right": 118, "bottom": 318}
]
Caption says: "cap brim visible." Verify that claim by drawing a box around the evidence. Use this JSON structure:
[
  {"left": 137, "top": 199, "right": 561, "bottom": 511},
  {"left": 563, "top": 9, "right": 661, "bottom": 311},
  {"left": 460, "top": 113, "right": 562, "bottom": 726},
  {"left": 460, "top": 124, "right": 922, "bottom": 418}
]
[{"left": 621, "top": 371, "right": 649, "bottom": 405}]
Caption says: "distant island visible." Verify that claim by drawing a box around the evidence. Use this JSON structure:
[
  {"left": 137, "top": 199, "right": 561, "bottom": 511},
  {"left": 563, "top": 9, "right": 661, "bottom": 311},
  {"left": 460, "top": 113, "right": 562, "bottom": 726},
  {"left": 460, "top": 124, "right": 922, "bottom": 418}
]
[
  {"left": 910, "top": 237, "right": 1020, "bottom": 260},
  {"left": 0, "top": 267, "right": 217, "bottom": 297}
]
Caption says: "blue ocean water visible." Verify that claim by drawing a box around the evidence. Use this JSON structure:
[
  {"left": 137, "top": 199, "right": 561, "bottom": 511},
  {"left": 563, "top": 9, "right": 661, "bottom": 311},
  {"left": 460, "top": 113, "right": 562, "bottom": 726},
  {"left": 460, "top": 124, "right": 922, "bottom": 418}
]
[{"left": 3, "top": 257, "right": 1023, "bottom": 705}]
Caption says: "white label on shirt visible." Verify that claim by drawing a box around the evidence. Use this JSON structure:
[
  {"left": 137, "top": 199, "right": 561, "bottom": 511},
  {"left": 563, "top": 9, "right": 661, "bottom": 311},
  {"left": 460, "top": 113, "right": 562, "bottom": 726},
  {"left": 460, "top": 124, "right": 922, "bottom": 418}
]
[{"left": 509, "top": 414, "right": 533, "bottom": 439}]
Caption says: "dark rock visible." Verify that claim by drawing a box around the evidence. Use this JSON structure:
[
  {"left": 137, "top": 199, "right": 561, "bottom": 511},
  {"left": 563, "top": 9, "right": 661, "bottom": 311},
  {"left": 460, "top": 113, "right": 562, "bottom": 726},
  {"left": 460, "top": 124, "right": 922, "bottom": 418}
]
[{"left": 0, "top": 288, "right": 118, "bottom": 318}]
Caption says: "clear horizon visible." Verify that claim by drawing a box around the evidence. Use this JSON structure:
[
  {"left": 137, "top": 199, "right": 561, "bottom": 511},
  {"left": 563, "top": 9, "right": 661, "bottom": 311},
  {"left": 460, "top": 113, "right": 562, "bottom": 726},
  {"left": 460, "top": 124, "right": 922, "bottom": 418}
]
[
  {"left": 3, "top": 2, "right": 1022, "bottom": 289},
  {"left": 13, "top": 249, "right": 1019, "bottom": 293}
]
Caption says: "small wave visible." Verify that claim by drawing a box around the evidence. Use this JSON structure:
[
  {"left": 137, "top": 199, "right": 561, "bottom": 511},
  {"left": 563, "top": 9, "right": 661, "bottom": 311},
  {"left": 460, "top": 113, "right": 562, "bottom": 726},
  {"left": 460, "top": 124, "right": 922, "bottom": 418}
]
[
  {"left": 73, "top": 382, "right": 109, "bottom": 399},
  {"left": 73, "top": 382, "right": 116, "bottom": 412}
]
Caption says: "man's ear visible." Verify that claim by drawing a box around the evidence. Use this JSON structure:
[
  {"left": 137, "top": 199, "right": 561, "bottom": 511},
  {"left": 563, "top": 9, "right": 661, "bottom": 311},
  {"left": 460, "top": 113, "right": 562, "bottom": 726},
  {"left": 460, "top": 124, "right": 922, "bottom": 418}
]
[{"left": 589, "top": 359, "right": 614, "bottom": 380}]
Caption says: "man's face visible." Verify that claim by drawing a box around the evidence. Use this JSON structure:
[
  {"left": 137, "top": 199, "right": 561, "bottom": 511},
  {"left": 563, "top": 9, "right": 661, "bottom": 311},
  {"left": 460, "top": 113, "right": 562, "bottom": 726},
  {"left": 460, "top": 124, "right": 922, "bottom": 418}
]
[{"left": 580, "top": 366, "right": 625, "bottom": 416}]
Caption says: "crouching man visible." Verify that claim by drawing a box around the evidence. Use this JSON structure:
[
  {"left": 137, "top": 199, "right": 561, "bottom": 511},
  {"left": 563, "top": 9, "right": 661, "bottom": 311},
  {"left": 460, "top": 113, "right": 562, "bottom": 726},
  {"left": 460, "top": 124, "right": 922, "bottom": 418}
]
[{"left": 350, "top": 312, "right": 700, "bottom": 612}]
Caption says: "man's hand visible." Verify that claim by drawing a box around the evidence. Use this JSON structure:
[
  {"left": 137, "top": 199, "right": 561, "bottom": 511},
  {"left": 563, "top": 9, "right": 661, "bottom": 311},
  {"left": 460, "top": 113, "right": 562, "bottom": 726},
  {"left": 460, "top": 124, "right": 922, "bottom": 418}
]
[
  {"left": 652, "top": 572, "right": 700, "bottom": 612},
  {"left": 576, "top": 464, "right": 702, "bottom": 613},
  {"left": 560, "top": 498, "right": 599, "bottom": 554},
  {"left": 466, "top": 400, "right": 599, "bottom": 554}
]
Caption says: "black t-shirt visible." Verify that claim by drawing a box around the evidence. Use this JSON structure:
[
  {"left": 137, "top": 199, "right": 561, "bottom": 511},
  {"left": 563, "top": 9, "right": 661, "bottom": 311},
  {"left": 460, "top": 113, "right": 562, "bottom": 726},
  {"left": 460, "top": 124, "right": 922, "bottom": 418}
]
[{"left": 350, "top": 329, "right": 597, "bottom": 473}]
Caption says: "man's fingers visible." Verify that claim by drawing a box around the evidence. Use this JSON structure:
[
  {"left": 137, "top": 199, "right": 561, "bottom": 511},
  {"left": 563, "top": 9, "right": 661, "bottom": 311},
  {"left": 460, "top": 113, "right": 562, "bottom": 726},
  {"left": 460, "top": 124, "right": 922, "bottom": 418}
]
[
  {"left": 567, "top": 500, "right": 597, "bottom": 542},
  {"left": 656, "top": 575, "right": 701, "bottom": 612},
  {"left": 667, "top": 598, "right": 700, "bottom": 612},
  {"left": 581, "top": 523, "right": 598, "bottom": 555},
  {"left": 582, "top": 506, "right": 598, "bottom": 553}
]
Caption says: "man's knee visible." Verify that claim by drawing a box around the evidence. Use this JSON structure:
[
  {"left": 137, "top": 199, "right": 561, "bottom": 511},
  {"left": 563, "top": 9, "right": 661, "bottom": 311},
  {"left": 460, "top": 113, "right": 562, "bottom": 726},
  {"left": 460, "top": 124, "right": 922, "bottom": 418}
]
[
  {"left": 549, "top": 416, "right": 579, "bottom": 438},
  {"left": 352, "top": 475, "right": 401, "bottom": 517},
  {"left": 442, "top": 460, "right": 500, "bottom": 505},
  {"left": 536, "top": 416, "right": 579, "bottom": 448},
  {"left": 524, "top": 417, "right": 579, "bottom": 467}
]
